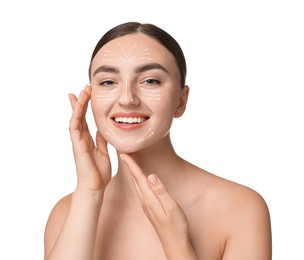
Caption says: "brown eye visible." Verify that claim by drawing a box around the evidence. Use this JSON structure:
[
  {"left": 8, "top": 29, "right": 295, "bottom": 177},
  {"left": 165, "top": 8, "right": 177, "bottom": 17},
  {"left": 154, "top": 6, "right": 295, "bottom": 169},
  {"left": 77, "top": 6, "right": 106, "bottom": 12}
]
[
  {"left": 99, "top": 80, "right": 115, "bottom": 86},
  {"left": 145, "top": 78, "right": 161, "bottom": 85}
]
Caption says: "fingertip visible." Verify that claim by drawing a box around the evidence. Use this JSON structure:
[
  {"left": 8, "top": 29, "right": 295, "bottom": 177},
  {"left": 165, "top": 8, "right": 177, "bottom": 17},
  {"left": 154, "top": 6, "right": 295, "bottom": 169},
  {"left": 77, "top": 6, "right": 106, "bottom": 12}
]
[
  {"left": 148, "top": 174, "right": 168, "bottom": 197},
  {"left": 68, "top": 92, "right": 74, "bottom": 99},
  {"left": 148, "top": 174, "right": 159, "bottom": 185},
  {"left": 68, "top": 93, "right": 77, "bottom": 108},
  {"left": 84, "top": 84, "right": 92, "bottom": 93}
]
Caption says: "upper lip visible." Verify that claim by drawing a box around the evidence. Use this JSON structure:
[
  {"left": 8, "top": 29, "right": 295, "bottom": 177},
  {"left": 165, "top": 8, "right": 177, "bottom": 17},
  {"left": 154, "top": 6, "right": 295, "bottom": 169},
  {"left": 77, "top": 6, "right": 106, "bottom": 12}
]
[{"left": 111, "top": 112, "right": 150, "bottom": 118}]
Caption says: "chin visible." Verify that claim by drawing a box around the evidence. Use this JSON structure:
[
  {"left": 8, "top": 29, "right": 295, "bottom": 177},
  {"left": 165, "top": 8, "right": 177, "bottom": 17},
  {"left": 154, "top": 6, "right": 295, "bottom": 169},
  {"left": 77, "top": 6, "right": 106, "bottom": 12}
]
[
  {"left": 115, "top": 146, "right": 139, "bottom": 154},
  {"left": 109, "top": 138, "right": 156, "bottom": 154},
  {"left": 111, "top": 143, "right": 145, "bottom": 154}
]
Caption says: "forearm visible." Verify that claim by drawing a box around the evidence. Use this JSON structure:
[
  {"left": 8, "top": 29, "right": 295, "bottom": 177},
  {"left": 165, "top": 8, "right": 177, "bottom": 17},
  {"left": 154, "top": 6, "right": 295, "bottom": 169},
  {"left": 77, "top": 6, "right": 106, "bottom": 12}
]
[{"left": 46, "top": 189, "right": 104, "bottom": 260}]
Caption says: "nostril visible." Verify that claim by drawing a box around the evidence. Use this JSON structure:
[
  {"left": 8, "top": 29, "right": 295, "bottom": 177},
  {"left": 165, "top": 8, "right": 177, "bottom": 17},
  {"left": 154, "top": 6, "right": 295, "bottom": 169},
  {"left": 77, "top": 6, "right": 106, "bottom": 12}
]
[{"left": 118, "top": 87, "right": 139, "bottom": 105}]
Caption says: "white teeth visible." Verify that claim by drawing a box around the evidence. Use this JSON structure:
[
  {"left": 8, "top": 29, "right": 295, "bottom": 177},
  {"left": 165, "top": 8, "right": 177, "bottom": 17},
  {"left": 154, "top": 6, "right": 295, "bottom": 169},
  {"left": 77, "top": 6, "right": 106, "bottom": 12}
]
[{"left": 114, "top": 117, "right": 146, "bottom": 124}]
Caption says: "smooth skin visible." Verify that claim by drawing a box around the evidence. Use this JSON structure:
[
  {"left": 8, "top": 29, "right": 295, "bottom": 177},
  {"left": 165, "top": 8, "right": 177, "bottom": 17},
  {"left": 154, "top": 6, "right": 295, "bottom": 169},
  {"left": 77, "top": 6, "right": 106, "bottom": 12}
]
[{"left": 44, "top": 34, "right": 272, "bottom": 260}]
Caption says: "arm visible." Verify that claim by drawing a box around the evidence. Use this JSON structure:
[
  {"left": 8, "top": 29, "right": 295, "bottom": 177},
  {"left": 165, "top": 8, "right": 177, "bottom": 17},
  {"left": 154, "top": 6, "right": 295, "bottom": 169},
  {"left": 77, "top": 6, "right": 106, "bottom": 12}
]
[
  {"left": 222, "top": 187, "right": 272, "bottom": 260},
  {"left": 44, "top": 85, "right": 111, "bottom": 260},
  {"left": 44, "top": 189, "right": 104, "bottom": 260},
  {"left": 121, "top": 154, "right": 198, "bottom": 260}
]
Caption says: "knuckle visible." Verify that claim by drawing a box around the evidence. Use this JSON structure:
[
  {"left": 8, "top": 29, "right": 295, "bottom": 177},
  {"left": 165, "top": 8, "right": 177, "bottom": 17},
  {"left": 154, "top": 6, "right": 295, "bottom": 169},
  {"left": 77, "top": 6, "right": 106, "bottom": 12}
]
[
  {"left": 153, "top": 185, "right": 166, "bottom": 196},
  {"left": 166, "top": 202, "right": 179, "bottom": 214},
  {"left": 68, "top": 122, "right": 73, "bottom": 132},
  {"left": 142, "top": 198, "right": 155, "bottom": 212}
]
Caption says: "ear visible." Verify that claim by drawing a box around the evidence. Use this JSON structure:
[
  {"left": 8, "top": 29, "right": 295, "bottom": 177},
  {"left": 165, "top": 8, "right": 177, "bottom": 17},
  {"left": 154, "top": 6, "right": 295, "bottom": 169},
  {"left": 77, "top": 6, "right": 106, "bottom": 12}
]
[{"left": 174, "top": 85, "right": 190, "bottom": 118}]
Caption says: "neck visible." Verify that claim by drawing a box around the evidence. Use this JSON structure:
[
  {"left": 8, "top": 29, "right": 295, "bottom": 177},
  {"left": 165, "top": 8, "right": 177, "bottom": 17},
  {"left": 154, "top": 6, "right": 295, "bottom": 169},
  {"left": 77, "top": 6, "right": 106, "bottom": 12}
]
[{"left": 107, "top": 134, "right": 184, "bottom": 206}]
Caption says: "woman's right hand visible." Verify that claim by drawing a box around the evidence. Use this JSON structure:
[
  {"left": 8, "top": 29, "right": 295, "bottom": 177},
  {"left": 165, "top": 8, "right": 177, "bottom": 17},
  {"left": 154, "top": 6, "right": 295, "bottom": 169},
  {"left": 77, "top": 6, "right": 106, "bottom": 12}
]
[{"left": 68, "top": 85, "right": 111, "bottom": 192}]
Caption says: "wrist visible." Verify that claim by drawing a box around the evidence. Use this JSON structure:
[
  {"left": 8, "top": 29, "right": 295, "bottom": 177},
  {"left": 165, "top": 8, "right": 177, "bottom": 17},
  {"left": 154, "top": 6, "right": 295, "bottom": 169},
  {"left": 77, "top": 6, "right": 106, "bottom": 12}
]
[{"left": 73, "top": 187, "right": 105, "bottom": 204}]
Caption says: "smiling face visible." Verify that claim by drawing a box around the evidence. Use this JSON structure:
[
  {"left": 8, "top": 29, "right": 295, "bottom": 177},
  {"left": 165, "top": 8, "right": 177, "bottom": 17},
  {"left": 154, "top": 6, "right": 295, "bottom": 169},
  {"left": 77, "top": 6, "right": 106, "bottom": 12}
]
[{"left": 90, "top": 33, "right": 188, "bottom": 153}]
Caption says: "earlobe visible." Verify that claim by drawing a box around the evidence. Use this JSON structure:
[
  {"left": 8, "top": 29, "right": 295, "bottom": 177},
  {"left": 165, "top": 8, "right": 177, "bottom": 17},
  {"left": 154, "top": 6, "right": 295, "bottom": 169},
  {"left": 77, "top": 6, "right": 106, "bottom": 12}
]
[{"left": 174, "top": 85, "right": 189, "bottom": 118}]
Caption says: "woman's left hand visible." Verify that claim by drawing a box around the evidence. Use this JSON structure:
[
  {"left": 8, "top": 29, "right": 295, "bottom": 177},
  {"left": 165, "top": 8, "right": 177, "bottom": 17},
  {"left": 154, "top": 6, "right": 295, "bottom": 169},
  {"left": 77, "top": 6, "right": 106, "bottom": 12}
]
[{"left": 120, "top": 154, "right": 197, "bottom": 260}]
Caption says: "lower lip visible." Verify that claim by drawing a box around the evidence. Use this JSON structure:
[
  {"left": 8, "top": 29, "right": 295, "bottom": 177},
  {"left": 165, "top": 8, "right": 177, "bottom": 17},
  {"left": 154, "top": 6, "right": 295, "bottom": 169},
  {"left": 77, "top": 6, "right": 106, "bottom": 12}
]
[{"left": 112, "top": 120, "right": 146, "bottom": 130}]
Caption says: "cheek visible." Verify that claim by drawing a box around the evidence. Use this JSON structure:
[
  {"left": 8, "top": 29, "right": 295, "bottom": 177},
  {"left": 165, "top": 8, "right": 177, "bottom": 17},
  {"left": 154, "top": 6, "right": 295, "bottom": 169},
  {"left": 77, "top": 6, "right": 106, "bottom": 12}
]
[
  {"left": 92, "top": 87, "right": 119, "bottom": 103},
  {"left": 91, "top": 88, "right": 117, "bottom": 115},
  {"left": 154, "top": 90, "right": 179, "bottom": 115},
  {"left": 138, "top": 87, "right": 161, "bottom": 101},
  {"left": 91, "top": 98, "right": 110, "bottom": 129},
  {"left": 150, "top": 93, "right": 177, "bottom": 131}
]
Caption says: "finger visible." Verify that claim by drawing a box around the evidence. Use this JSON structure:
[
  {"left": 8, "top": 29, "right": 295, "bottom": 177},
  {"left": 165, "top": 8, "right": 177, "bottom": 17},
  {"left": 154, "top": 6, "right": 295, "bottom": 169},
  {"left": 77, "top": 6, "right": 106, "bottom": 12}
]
[
  {"left": 95, "top": 131, "right": 109, "bottom": 156},
  {"left": 80, "top": 85, "right": 92, "bottom": 118},
  {"left": 69, "top": 87, "right": 91, "bottom": 131},
  {"left": 121, "top": 154, "right": 165, "bottom": 216},
  {"left": 76, "top": 86, "right": 90, "bottom": 119},
  {"left": 69, "top": 93, "right": 84, "bottom": 133},
  {"left": 68, "top": 93, "right": 77, "bottom": 110},
  {"left": 147, "top": 174, "right": 178, "bottom": 214},
  {"left": 119, "top": 154, "right": 144, "bottom": 203},
  {"left": 69, "top": 85, "right": 91, "bottom": 114},
  {"left": 95, "top": 131, "right": 112, "bottom": 181},
  {"left": 129, "top": 171, "right": 145, "bottom": 206},
  {"left": 68, "top": 93, "right": 81, "bottom": 138},
  {"left": 80, "top": 86, "right": 92, "bottom": 131}
]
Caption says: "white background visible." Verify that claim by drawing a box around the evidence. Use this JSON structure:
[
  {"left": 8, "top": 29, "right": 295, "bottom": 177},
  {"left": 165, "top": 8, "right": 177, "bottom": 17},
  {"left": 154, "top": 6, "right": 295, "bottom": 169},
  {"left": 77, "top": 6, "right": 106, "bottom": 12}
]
[{"left": 0, "top": 0, "right": 303, "bottom": 259}]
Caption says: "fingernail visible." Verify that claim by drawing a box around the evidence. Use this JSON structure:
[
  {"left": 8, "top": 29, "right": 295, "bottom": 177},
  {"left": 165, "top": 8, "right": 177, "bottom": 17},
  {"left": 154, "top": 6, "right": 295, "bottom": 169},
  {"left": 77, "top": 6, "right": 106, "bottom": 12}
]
[{"left": 148, "top": 174, "right": 158, "bottom": 185}]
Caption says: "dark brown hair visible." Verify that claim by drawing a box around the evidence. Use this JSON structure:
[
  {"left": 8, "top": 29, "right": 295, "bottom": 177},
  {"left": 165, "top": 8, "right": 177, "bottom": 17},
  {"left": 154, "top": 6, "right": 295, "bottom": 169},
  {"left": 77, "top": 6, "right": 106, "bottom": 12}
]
[{"left": 88, "top": 22, "right": 187, "bottom": 88}]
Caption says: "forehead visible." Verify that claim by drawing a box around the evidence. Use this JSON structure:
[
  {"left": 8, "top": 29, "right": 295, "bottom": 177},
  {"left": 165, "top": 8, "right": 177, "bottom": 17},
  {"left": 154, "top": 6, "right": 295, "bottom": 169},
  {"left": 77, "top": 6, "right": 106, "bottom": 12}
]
[{"left": 91, "top": 33, "right": 177, "bottom": 67}]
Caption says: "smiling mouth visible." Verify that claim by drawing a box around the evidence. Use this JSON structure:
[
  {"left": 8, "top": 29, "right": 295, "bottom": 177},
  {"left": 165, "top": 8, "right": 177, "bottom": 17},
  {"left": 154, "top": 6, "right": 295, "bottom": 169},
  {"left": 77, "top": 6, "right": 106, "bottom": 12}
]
[{"left": 112, "top": 117, "right": 149, "bottom": 124}]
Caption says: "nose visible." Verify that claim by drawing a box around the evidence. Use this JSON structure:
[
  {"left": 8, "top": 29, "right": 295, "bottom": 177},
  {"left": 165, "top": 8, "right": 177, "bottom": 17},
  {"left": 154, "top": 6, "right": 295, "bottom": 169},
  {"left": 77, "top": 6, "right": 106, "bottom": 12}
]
[{"left": 118, "top": 80, "right": 139, "bottom": 106}]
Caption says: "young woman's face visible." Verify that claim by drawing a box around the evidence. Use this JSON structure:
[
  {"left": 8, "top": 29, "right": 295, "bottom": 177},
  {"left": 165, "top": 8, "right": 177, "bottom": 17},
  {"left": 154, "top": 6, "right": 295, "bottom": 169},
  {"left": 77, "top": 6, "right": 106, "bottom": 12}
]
[{"left": 90, "top": 33, "right": 188, "bottom": 153}]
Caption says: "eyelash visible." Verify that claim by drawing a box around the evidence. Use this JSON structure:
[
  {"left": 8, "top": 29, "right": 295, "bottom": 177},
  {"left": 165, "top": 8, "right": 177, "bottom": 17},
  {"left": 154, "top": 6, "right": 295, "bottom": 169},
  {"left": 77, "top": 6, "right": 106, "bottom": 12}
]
[
  {"left": 99, "top": 80, "right": 115, "bottom": 86},
  {"left": 143, "top": 78, "right": 161, "bottom": 86},
  {"left": 98, "top": 78, "right": 161, "bottom": 87}
]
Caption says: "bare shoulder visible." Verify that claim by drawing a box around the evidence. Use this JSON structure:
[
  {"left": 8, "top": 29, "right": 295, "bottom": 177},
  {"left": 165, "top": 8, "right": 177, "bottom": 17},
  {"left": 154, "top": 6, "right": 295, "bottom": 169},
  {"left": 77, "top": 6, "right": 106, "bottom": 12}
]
[
  {"left": 183, "top": 164, "right": 272, "bottom": 259},
  {"left": 204, "top": 170, "right": 269, "bottom": 214},
  {"left": 185, "top": 164, "right": 270, "bottom": 217},
  {"left": 44, "top": 193, "right": 72, "bottom": 258}
]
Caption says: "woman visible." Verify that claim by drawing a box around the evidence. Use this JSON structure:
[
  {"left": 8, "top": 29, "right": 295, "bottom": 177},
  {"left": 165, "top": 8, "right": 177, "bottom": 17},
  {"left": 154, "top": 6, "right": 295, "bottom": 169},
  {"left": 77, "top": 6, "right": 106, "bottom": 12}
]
[{"left": 44, "top": 22, "right": 272, "bottom": 260}]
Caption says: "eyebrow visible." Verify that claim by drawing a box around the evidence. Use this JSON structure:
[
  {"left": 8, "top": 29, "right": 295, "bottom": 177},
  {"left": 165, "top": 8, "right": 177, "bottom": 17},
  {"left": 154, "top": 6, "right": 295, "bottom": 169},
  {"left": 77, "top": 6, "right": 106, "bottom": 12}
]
[
  {"left": 92, "top": 62, "right": 169, "bottom": 78},
  {"left": 134, "top": 63, "right": 169, "bottom": 74},
  {"left": 92, "top": 65, "right": 119, "bottom": 77}
]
